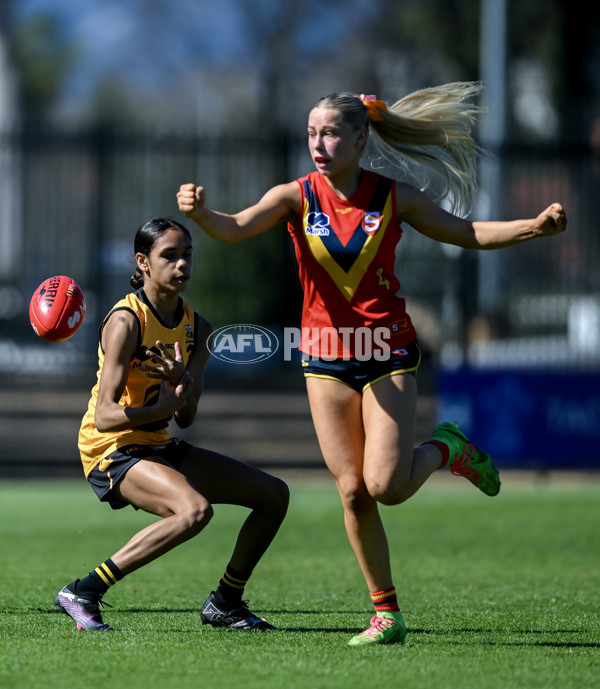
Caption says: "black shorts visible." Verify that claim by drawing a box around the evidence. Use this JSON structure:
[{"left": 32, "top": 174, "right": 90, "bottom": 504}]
[
  {"left": 87, "top": 438, "right": 193, "bottom": 510},
  {"left": 301, "top": 340, "right": 421, "bottom": 394}
]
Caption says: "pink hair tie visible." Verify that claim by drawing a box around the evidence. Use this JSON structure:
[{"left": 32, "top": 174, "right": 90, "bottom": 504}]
[{"left": 360, "top": 94, "right": 387, "bottom": 121}]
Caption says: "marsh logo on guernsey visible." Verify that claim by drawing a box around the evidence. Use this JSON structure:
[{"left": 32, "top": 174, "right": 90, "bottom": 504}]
[
  {"left": 305, "top": 211, "right": 331, "bottom": 236},
  {"left": 363, "top": 211, "right": 382, "bottom": 234},
  {"left": 208, "top": 324, "right": 279, "bottom": 364}
]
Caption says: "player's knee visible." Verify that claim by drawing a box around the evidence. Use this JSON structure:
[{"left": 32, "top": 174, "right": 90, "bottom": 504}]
[
  {"left": 254, "top": 475, "right": 290, "bottom": 518},
  {"left": 365, "top": 476, "right": 410, "bottom": 506},
  {"left": 269, "top": 477, "right": 290, "bottom": 515},
  {"left": 372, "top": 486, "right": 410, "bottom": 506},
  {"left": 337, "top": 478, "right": 373, "bottom": 514},
  {"left": 177, "top": 502, "right": 214, "bottom": 536}
]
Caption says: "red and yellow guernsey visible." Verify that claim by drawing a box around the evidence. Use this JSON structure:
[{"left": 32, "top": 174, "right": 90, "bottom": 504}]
[{"left": 288, "top": 169, "right": 416, "bottom": 358}]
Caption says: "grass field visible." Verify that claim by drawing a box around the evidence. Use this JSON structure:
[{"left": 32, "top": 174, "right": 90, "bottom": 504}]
[{"left": 0, "top": 474, "right": 599, "bottom": 689}]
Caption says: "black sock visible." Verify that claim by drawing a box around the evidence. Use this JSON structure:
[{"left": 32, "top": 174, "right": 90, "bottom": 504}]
[
  {"left": 216, "top": 564, "right": 251, "bottom": 604},
  {"left": 74, "top": 558, "right": 124, "bottom": 599}
]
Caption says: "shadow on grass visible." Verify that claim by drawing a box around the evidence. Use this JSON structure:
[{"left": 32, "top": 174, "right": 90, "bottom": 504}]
[
  {"left": 28, "top": 606, "right": 371, "bottom": 616},
  {"left": 408, "top": 627, "right": 600, "bottom": 649},
  {"left": 19, "top": 608, "right": 600, "bottom": 646}
]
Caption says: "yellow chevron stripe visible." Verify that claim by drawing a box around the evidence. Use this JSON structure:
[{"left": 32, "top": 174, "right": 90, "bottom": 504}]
[{"left": 303, "top": 194, "right": 393, "bottom": 302}]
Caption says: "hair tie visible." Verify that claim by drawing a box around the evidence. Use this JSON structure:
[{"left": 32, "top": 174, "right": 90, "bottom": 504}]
[{"left": 360, "top": 94, "right": 387, "bottom": 122}]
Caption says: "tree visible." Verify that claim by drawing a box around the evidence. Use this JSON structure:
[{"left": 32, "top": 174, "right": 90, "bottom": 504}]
[{"left": 10, "top": 12, "right": 77, "bottom": 125}]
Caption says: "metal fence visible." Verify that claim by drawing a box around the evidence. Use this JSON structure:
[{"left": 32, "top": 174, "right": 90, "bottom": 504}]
[{"left": 0, "top": 128, "right": 597, "bottom": 384}]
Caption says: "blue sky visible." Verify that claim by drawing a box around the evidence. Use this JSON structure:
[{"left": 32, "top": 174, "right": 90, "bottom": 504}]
[
  {"left": 13, "top": 0, "right": 379, "bottom": 102},
  {"left": 14, "top": 0, "right": 250, "bottom": 99}
]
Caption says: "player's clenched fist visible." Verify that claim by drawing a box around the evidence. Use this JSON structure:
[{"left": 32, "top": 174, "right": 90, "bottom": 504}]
[
  {"left": 177, "top": 183, "right": 205, "bottom": 218},
  {"left": 535, "top": 202, "right": 567, "bottom": 237}
]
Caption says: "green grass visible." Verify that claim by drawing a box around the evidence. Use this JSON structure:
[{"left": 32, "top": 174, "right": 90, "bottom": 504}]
[{"left": 1, "top": 475, "right": 599, "bottom": 689}]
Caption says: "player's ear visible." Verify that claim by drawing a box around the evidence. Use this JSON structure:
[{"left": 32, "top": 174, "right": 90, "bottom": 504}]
[
  {"left": 136, "top": 252, "right": 150, "bottom": 276},
  {"left": 356, "top": 127, "right": 368, "bottom": 150}
]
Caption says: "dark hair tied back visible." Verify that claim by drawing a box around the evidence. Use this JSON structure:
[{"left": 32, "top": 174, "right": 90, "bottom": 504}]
[{"left": 129, "top": 217, "right": 192, "bottom": 289}]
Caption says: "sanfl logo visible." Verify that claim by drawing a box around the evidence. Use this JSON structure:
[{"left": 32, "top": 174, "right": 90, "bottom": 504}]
[{"left": 363, "top": 212, "right": 382, "bottom": 235}]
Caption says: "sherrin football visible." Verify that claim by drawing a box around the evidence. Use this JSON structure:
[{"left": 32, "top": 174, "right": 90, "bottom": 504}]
[{"left": 29, "top": 275, "right": 86, "bottom": 342}]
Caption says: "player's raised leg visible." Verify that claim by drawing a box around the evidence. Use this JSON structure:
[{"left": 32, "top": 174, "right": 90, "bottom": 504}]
[
  {"left": 361, "top": 373, "right": 442, "bottom": 505},
  {"left": 428, "top": 421, "right": 501, "bottom": 496}
]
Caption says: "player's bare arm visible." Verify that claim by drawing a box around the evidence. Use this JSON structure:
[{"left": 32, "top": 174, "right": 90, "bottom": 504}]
[
  {"left": 396, "top": 182, "right": 567, "bottom": 249},
  {"left": 95, "top": 311, "right": 189, "bottom": 432},
  {"left": 177, "top": 182, "right": 300, "bottom": 243}
]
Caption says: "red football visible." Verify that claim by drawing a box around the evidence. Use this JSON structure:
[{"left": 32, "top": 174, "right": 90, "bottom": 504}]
[{"left": 29, "top": 275, "right": 86, "bottom": 342}]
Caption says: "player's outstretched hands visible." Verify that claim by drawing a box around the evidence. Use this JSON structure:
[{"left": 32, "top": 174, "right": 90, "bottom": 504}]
[
  {"left": 144, "top": 340, "right": 187, "bottom": 388},
  {"left": 535, "top": 202, "right": 567, "bottom": 237},
  {"left": 156, "top": 373, "right": 192, "bottom": 415},
  {"left": 177, "top": 183, "right": 205, "bottom": 220}
]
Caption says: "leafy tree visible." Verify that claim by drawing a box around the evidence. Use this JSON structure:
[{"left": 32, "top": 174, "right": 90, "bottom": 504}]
[{"left": 9, "top": 12, "right": 78, "bottom": 125}]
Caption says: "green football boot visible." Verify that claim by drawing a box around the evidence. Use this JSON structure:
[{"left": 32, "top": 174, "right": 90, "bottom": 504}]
[
  {"left": 432, "top": 421, "right": 501, "bottom": 496},
  {"left": 348, "top": 611, "right": 407, "bottom": 646}
]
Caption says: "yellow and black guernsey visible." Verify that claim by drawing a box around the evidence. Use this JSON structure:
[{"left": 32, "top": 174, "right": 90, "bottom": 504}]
[
  {"left": 287, "top": 169, "right": 417, "bottom": 358},
  {"left": 78, "top": 289, "right": 198, "bottom": 479}
]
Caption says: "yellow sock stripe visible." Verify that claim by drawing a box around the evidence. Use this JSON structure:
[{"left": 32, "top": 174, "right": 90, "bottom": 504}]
[
  {"left": 222, "top": 572, "right": 248, "bottom": 589},
  {"left": 97, "top": 562, "right": 118, "bottom": 586},
  {"left": 370, "top": 588, "right": 397, "bottom": 603},
  {"left": 95, "top": 566, "right": 112, "bottom": 587},
  {"left": 102, "top": 562, "right": 120, "bottom": 584}
]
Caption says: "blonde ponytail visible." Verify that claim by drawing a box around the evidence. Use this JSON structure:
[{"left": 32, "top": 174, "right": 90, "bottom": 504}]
[
  {"left": 369, "top": 82, "right": 486, "bottom": 215},
  {"left": 316, "top": 82, "right": 486, "bottom": 215}
]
